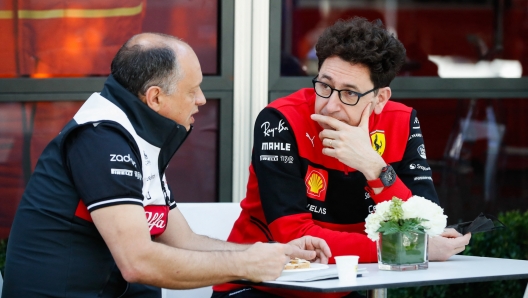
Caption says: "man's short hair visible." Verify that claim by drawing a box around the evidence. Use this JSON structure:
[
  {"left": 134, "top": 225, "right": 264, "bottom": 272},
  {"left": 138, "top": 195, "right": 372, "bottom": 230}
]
[
  {"left": 111, "top": 33, "right": 181, "bottom": 96},
  {"left": 315, "top": 17, "right": 406, "bottom": 89}
]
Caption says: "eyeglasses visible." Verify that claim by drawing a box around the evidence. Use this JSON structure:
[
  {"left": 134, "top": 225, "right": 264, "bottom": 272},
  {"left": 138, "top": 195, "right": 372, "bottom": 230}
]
[{"left": 312, "top": 77, "right": 377, "bottom": 106}]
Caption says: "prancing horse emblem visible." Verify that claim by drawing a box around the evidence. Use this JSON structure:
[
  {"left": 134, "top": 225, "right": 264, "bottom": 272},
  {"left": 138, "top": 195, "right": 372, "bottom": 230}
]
[{"left": 370, "top": 130, "right": 386, "bottom": 156}]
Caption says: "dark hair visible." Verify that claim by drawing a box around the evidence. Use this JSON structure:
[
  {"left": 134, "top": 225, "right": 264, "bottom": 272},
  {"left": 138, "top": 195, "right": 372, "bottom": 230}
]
[
  {"left": 315, "top": 17, "right": 406, "bottom": 88},
  {"left": 111, "top": 35, "right": 180, "bottom": 96}
]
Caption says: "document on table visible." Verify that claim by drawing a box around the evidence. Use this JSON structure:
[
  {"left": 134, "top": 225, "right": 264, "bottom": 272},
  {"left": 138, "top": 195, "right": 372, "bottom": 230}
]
[{"left": 276, "top": 267, "right": 367, "bottom": 282}]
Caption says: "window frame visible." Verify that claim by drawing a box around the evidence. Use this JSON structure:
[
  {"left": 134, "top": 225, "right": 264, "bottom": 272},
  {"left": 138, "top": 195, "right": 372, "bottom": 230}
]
[{"left": 0, "top": 0, "right": 235, "bottom": 202}]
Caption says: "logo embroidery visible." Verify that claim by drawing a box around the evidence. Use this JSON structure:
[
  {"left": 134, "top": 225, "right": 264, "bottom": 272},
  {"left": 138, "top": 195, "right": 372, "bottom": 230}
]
[
  {"left": 370, "top": 130, "right": 386, "bottom": 156},
  {"left": 280, "top": 156, "right": 294, "bottom": 163},
  {"left": 417, "top": 144, "right": 427, "bottom": 159},
  {"left": 304, "top": 166, "right": 328, "bottom": 202},
  {"left": 110, "top": 154, "right": 136, "bottom": 167},
  {"left": 111, "top": 168, "right": 133, "bottom": 176},
  {"left": 261, "top": 142, "right": 291, "bottom": 151},
  {"left": 261, "top": 119, "right": 289, "bottom": 137},
  {"left": 408, "top": 133, "right": 423, "bottom": 140},
  {"left": 409, "top": 163, "right": 431, "bottom": 171},
  {"left": 413, "top": 117, "right": 420, "bottom": 129},
  {"left": 306, "top": 132, "right": 315, "bottom": 147},
  {"left": 260, "top": 155, "right": 278, "bottom": 161},
  {"left": 144, "top": 205, "right": 169, "bottom": 236}
]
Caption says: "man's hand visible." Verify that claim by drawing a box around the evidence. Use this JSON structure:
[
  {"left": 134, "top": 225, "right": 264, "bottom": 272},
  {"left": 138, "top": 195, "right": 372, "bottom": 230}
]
[
  {"left": 240, "top": 236, "right": 331, "bottom": 282},
  {"left": 287, "top": 236, "right": 332, "bottom": 264},
  {"left": 310, "top": 103, "right": 385, "bottom": 179},
  {"left": 240, "top": 242, "right": 291, "bottom": 282},
  {"left": 429, "top": 228, "right": 471, "bottom": 261}
]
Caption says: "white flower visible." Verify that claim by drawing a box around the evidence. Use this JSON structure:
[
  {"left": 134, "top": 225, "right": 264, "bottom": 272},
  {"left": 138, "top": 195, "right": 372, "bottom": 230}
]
[
  {"left": 365, "top": 212, "right": 383, "bottom": 241},
  {"left": 373, "top": 200, "right": 391, "bottom": 220},
  {"left": 364, "top": 196, "right": 447, "bottom": 241},
  {"left": 364, "top": 200, "right": 393, "bottom": 241},
  {"left": 402, "top": 196, "right": 447, "bottom": 236}
]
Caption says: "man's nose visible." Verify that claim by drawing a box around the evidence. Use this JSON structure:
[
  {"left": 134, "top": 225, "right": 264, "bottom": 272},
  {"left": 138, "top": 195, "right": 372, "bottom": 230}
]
[
  {"left": 324, "top": 91, "right": 342, "bottom": 113},
  {"left": 196, "top": 88, "right": 206, "bottom": 106}
]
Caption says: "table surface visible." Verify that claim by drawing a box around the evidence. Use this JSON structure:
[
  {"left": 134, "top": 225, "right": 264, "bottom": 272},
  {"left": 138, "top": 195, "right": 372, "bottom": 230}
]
[{"left": 234, "top": 256, "right": 528, "bottom": 293}]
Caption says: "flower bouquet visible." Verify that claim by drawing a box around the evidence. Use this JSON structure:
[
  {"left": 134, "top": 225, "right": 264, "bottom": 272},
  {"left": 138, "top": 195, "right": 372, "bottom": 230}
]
[{"left": 365, "top": 196, "right": 447, "bottom": 271}]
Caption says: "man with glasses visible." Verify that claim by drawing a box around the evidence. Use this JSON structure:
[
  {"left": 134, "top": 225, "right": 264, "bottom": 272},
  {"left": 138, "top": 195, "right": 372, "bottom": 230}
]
[{"left": 213, "top": 17, "right": 470, "bottom": 298}]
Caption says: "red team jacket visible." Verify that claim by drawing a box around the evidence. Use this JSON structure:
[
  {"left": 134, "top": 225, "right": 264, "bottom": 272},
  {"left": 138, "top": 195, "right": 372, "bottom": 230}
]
[{"left": 214, "top": 88, "right": 438, "bottom": 297}]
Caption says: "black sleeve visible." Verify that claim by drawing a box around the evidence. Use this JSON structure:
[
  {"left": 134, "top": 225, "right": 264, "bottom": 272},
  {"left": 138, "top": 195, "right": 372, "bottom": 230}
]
[
  {"left": 395, "top": 110, "right": 440, "bottom": 204},
  {"left": 252, "top": 108, "right": 309, "bottom": 224},
  {"left": 64, "top": 123, "right": 144, "bottom": 211}
]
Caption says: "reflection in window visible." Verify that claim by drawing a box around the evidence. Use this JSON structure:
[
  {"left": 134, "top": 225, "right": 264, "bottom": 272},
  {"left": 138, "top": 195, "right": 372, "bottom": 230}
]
[
  {"left": 397, "top": 97, "right": 528, "bottom": 223},
  {"left": 0, "top": 0, "right": 218, "bottom": 78},
  {"left": 165, "top": 99, "right": 219, "bottom": 203},
  {"left": 281, "top": 0, "right": 528, "bottom": 77},
  {"left": 0, "top": 99, "right": 219, "bottom": 238}
]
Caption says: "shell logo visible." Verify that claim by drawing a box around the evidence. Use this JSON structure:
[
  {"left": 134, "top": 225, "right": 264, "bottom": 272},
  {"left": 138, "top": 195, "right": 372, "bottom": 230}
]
[
  {"left": 307, "top": 173, "right": 324, "bottom": 194},
  {"left": 305, "top": 166, "right": 328, "bottom": 201}
]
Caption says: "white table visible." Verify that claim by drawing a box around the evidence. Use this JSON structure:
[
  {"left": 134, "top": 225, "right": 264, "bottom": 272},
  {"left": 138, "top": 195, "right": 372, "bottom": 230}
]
[{"left": 234, "top": 256, "right": 528, "bottom": 297}]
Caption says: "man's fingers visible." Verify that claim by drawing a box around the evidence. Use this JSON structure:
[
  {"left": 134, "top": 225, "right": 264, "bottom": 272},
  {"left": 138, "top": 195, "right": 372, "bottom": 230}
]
[
  {"left": 312, "top": 238, "right": 332, "bottom": 261},
  {"left": 441, "top": 228, "right": 463, "bottom": 238},
  {"left": 311, "top": 114, "right": 344, "bottom": 130},
  {"left": 286, "top": 245, "right": 317, "bottom": 261}
]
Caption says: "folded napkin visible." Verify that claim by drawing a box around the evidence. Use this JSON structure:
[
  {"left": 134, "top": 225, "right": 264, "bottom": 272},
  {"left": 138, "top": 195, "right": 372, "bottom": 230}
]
[
  {"left": 447, "top": 213, "right": 506, "bottom": 235},
  {"left": 276, "top": 267, "right": 367, "bottom": 282}
]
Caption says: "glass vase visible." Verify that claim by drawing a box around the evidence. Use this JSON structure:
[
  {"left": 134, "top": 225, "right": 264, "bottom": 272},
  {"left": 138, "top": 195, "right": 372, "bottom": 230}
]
[{"left": 376, "top": 231, "right": 428, "bottom": 271}]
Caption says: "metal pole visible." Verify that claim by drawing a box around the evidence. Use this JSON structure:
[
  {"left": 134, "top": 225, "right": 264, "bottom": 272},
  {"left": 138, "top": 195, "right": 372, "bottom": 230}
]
[{"left": 367, "top": 288, "right": 387, "bottom": 298}]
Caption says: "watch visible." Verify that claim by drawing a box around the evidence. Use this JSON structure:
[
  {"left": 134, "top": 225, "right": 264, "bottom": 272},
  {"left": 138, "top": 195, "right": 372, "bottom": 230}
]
[{"left": 367, "top": 164, "right": 396, "bottom": 188}]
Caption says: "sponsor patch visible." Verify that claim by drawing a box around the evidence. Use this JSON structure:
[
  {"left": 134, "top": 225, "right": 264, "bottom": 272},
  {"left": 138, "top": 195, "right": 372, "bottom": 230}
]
[
  {"left": 417, "top": 144, "right": 427, "bottom": 159},
  {"left": 306, "top": 203, "right": 326, "bottom": 214},
  {"left": 144, "top": 205, "right": 169, "bottom": 236},
  {"left": 145, "top": 174, "right": 156, "bottom": 182},
  {"left": 414, "top": 176, "right": 433, "bottom": 181},
  {"left": 280, "top": 156, "right": 294, "bottom": 163},
  {"left": 111, "top": 168, "right": 133, "bottom": 176},
  {"left": 306, "top": 132, "right": 315, "bottom": 147},
  {"left": 261, "top": 142, "right": 291, "bottom": 151},
  {"left": 409, "top": 163, "right": 431, "bottom": 171},
  {"left": 408, "top": 133, "right": 423, "bottom": 140},
  {"left": 370, "top": 130, "right": 385, "bottom": 156},
  {"left": 110, "top": 154, "right": 136, "bottom": 167},
  {"left": 413, "top": 117, "right": 420, "bottom": 129},
  {"left": 260, "top": 155, "right": 278, "bottom": 161},
  {"left": 261, "top": 119, "right": 289, "bottom": 137},
  {"left": 305, "top": 166, "right": 328, "bottom": 202},
  {"left": 143, "top": 151, "right": 151, "bottom": 165}
]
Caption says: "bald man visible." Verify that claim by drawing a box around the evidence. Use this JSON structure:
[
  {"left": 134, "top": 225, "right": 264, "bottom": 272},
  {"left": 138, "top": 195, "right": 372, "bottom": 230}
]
[{"left": 2, "top": 33, "right": 331, "bottom": 298}]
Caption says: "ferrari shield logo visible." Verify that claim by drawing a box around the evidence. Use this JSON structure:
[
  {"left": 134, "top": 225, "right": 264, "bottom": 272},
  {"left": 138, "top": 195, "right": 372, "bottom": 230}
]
[{"left": 370, "top": 130, "right": 385, "bottom": 156}]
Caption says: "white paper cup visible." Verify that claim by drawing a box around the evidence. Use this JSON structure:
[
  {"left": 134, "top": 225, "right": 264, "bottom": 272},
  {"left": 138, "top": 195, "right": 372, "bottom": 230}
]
[{"left": 335, "top": 255, "right": 359, "bottom": 282}]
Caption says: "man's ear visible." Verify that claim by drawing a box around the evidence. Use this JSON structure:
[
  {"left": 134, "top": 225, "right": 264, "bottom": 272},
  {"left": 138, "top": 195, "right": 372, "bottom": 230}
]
[
  {"left": 143, "top": 86, "right": 163, "bottom": 112},
  {"left": 374, "top": 87, "right": 391, "bottom": 115}
]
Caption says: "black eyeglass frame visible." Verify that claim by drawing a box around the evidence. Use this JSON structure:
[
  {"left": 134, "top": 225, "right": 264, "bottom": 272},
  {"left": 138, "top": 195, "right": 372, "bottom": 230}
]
[{"left": 312, "top": 76, "right": 378, "bottom": 106}]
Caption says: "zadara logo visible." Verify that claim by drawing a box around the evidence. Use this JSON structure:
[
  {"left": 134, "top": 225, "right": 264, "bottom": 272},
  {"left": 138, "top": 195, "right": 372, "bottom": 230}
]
[{"left": 304, "top": 166, "right": 328, "bottom": 202}]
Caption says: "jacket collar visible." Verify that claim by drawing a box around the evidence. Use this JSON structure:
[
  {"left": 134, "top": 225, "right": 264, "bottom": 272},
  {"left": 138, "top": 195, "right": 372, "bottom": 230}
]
[{"left": 100, "top": 75, "right": 191, "bottom": 168}]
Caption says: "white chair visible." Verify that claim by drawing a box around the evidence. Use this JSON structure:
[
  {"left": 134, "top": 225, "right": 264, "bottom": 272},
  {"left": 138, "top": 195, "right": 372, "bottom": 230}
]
[{"left": 161, "top": 202, "right": 242, "bottom": 298}]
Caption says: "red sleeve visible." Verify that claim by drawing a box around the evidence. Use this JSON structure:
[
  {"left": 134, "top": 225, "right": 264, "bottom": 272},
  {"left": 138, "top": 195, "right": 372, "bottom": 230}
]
[{"left": 366, "top": 175, "right": 413, "bottom": 204}]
